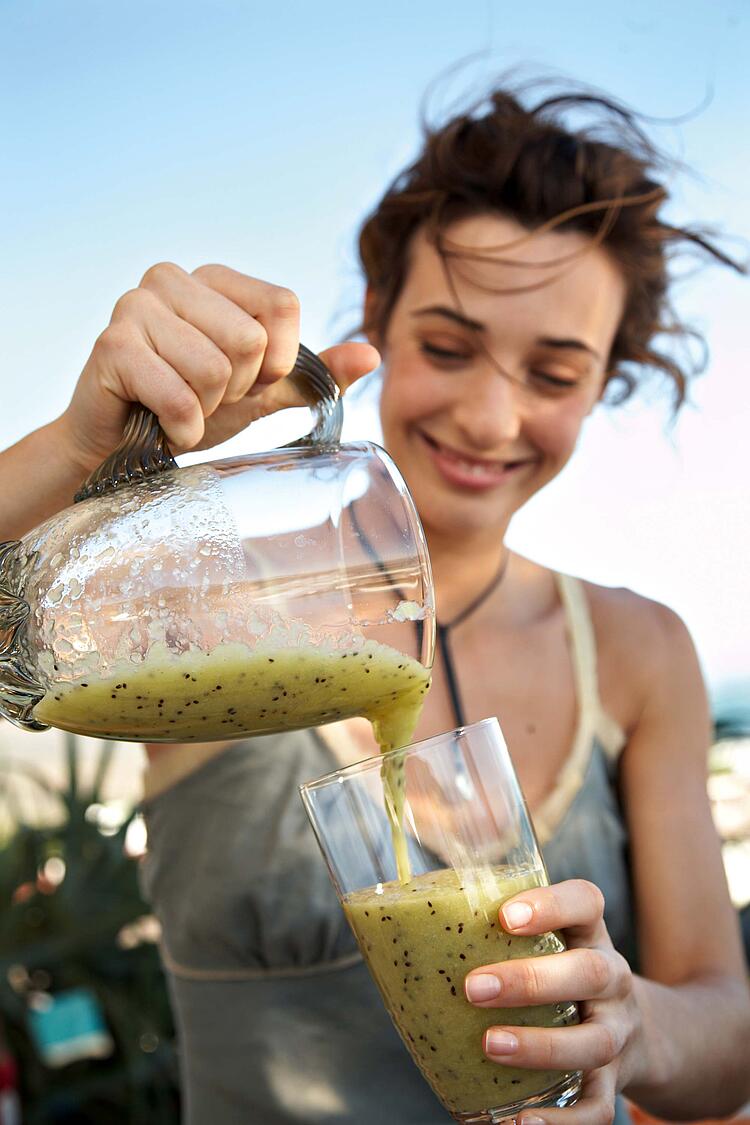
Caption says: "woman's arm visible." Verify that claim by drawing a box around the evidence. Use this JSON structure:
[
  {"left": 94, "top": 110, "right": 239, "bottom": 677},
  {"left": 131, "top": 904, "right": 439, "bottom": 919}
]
[
  {"left": 0, "top": 418, "right": 94, "bottom": 540},
  {"left": 617, "top": 601, "right": 749, "bottom": 1116},
  {"left": 0, "top": 262, "right": 378, "bottom": 541},
  {"left": 465, "top": 598, "right": 750, "bottom": 1122}
]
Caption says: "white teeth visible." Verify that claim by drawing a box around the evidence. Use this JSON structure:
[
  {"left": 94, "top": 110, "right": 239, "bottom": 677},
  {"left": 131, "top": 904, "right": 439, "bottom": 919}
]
[
  {"left": 453, "top": 455, "right": 503, "bottom": 477},
  {"left": 427, "top": 435, "right": 512, "bottom": 478}
]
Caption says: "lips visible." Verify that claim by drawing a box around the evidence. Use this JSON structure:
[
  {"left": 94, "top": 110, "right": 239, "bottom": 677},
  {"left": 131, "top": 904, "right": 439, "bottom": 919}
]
[{"left": 418, "top": 431, "right": 532, "bottom": 491}]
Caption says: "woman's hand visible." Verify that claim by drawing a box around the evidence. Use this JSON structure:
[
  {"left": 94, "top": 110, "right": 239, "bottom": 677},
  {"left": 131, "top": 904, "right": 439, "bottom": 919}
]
[
  {"left": 465, "top": 879, "right": 645, "bottom": 1125},
  {"left": 58, "top": 262, "right": 380, "bottom": 474}
]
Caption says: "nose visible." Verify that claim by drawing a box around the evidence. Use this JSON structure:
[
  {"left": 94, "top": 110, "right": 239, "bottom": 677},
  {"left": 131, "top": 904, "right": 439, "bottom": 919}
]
[{"left": 451, "top": 367, "right": 524, "bottom": 450}]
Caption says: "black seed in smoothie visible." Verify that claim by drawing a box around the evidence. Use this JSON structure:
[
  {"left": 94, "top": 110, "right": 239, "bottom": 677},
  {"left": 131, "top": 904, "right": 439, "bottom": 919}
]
[
  {"left": 81, "top": 683, "right": 88, "bottom": 687},
  {"left": 459, "top": 954, "right": 466, "bottom": 960}
]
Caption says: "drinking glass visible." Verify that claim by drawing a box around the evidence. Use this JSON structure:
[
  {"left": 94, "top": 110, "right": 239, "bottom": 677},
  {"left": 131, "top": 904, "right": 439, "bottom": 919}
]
[{"left": 300, "top": 718, "right": 582, "bottom": 1124}]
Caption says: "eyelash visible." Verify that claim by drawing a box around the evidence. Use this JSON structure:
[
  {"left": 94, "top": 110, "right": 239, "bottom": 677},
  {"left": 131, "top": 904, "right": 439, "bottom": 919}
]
[
  {"left": 421, "top": 343, "right": 580, "bottom": 392},
  {"left": 420, "top": 342, "right": 472, "bottom": 363},
  {"left": 529, "top": 370, "right": 579, "bottom": 391}
]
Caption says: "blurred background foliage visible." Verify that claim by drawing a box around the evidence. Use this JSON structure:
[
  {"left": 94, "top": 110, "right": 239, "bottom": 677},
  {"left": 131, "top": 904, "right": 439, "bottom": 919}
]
[{"left": 0, "top": 734, "right": 179, "bottom": 1122}]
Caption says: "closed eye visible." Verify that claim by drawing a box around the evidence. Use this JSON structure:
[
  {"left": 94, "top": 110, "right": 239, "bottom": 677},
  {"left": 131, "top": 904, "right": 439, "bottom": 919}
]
[
  {"left": 529, "top": 370, "right": 580, "bottom": 391},
  {"left": 420, "top": 342, "right": 473, "bottom": 363}
]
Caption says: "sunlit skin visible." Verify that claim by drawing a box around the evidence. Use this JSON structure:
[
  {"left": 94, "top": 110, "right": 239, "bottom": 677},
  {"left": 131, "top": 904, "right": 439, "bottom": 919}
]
[
  {"left": 1, "top": 236, "right": 748, "bottom": 1123},
  {"left": 376, "top": 216, "right": 626, "bottom": 614}
]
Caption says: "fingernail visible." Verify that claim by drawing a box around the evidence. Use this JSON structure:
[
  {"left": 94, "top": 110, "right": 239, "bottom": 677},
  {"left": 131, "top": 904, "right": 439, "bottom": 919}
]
[
  {"left": 520, "top": 1116, "right": 545, "bottom": 1125},
  {"left": 502, "top": 901, "right": 533, "bottom": 929},
  {"left": 485, "top": 1028, "right": 519, "bottom": 1055},
  {"left": 465, "top": 973, "right": 502, "bottom": 1002}
]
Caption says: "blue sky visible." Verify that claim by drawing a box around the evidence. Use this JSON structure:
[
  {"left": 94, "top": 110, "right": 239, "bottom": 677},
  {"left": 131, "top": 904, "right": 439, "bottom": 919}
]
[{"left": 1, "top": 0, "right": 748, "bottom": 694}]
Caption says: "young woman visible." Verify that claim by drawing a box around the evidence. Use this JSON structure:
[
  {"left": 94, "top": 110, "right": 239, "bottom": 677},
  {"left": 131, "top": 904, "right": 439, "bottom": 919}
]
[{"left": 2, "top": 85, "right": 748, "bottom": 1124}]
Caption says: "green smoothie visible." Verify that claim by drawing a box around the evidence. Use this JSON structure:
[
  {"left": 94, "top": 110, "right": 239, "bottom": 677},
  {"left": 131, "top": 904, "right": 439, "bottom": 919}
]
[
  {"left": 34, "top": 638, "right": 431, "bottom": 752},
  {"left": 344, "top": 866, "right": 579, "bottom": 1117}
]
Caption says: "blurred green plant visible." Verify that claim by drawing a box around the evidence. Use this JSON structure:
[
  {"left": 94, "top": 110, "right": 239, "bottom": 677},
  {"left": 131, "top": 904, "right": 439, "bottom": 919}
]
[{"left": 0, "top": 733, "right": 179, "bottom": 1123}]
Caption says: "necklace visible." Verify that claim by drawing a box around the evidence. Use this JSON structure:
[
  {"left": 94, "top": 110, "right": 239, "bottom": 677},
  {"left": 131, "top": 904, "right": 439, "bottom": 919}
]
[
  {"left": 437, "top": 549, "right": 510, "bottom": 728},
  {"left": 348, "top": 501, "right": 510, "bottom": 728}
]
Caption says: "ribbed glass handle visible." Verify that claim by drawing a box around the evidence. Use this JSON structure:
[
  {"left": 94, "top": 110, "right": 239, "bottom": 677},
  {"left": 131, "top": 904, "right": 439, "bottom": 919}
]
[{"left": 74, "top": 343, "right": 343, "bottom": 503}]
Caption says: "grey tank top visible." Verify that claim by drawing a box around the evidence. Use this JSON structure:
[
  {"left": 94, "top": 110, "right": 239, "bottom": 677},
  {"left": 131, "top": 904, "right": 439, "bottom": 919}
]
[{"left": 141, "top": 574, "right": 635, "bottom": 1124}]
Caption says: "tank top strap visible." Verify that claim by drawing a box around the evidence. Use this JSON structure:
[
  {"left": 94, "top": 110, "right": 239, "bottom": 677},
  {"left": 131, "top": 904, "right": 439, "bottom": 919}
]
[
  {"left": 532, "top": 573, "right": 626, "bottom": 845},
  {"left": 554, "top": 572, "right": 626, "bottom": 763}
]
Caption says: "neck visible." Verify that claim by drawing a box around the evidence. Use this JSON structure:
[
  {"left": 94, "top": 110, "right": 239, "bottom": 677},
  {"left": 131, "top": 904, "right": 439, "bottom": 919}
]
[{"left": 426, "top": 525, "right": 509, "bottom": 624}]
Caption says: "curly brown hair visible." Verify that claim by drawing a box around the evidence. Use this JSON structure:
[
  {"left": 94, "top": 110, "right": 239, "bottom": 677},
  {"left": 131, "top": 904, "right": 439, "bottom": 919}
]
[{"left": 357, "top": 82, "right": 744, "bottom": 410}]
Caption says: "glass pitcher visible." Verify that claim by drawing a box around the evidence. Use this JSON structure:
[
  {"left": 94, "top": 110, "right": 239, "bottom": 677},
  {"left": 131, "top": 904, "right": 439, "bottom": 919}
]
[{"left": 0, "top": 346, "right": 434, "bottom": 746}]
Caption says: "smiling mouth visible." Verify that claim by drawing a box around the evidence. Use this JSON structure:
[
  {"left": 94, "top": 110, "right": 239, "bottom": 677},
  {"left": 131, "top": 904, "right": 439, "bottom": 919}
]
[{"left": 418, "top": 431, "right": 532, "bottom": 485}]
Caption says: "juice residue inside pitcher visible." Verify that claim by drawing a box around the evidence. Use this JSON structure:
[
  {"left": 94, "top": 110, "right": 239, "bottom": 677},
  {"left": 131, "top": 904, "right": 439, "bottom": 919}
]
[{"left": 35, "top": 637, "right": 429, "bottom": 746}]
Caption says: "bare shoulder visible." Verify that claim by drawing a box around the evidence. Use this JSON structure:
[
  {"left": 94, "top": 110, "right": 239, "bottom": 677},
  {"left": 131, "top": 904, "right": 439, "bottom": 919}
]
[
  {"left": 576, "top": 577, "right": 706, "bottom": 734},
  {"left": 582, "top": 578, "right": 693, "bottom": 651}
]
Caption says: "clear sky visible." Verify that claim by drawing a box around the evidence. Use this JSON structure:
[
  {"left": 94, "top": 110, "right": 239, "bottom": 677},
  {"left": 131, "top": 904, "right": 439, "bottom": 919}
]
[{"left": 1, "top": 0, "right": 748, "bottom": 698}]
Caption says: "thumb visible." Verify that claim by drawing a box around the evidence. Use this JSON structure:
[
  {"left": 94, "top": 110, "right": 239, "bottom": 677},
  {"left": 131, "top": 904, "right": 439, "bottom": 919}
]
[{"left": 319, "top": 342, "right": 381, "bottom": 393}]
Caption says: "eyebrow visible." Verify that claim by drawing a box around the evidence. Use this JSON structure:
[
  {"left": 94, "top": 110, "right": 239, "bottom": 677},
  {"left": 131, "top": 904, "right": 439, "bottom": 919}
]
[
  {"left": 538, "top": 336, "right": 601, "bottom": 360},
  {"left": 412, "top": 306, "right": 601, "bottom": 361},
  {"left": 412, "top": 306, "right": 485, "bottom": 332}
]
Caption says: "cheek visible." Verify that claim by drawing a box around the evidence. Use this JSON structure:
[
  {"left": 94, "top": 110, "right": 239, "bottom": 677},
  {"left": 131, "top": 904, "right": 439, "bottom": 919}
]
[
  {"left": 379, "top": 365, "right": 448, "bottom": 441},
  {"left": 527, "top": 402, "right": 591, "bottom": 466}
]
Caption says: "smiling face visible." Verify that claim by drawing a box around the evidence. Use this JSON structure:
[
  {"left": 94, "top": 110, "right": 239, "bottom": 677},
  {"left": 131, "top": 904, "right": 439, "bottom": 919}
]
[{"left": 376, "top": 214, "right": 627, "bottom": 548}]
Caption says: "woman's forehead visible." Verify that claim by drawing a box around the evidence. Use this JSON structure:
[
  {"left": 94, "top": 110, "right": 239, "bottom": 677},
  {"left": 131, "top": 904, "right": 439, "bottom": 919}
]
[{"left": 399, "top": 216, "right": 626, "bottom": 343}]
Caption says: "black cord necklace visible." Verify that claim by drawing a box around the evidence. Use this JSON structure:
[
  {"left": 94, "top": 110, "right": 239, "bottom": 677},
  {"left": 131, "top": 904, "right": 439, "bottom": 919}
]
[
  {"left": 437, "top": 549, "right": 510, "bottom": 728},
  {"left": 348, "top": 501, "right": 509, "bottom": 728}
]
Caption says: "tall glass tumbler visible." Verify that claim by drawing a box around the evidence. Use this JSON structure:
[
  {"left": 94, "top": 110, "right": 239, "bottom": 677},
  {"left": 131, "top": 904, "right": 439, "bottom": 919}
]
[{"left": 300, "top": 718, "right": 582, "bottom": 1124}]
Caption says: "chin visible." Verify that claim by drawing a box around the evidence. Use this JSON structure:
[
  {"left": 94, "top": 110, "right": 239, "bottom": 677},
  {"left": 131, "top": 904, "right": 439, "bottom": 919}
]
[{"left": 419, "top": 497, "right": 511, "bottom": 542}]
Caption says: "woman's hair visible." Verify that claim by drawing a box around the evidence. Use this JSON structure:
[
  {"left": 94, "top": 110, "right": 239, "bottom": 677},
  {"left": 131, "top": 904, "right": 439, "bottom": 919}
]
[{"left": 357, "top": 80, "right": 744, "bottom": 410}]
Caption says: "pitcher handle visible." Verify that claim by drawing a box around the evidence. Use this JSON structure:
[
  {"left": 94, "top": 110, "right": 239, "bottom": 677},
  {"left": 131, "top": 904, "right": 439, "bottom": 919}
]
[
  {"left": 0, "top": 541, "right": 48, "bottom": 731},
  {"left": 74, "top": 343, "right": 343, "bottom": 503}
]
